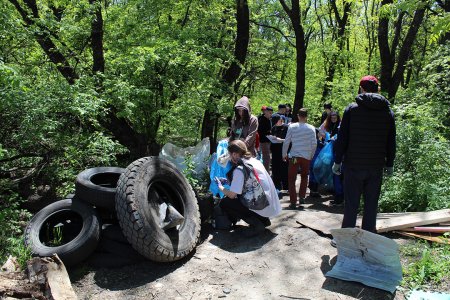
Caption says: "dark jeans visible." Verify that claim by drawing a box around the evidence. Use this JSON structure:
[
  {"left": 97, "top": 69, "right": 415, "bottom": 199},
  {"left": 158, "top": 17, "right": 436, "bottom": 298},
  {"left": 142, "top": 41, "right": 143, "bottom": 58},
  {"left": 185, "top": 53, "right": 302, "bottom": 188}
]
[
  {"left": 342, "top": 167, "right": 383, "bottom": 233},
  {"left": 271, "top": 155, "right": 288, "bottom": 190},
  {"left": 219, "top": 197, "right": 266, "bottom": 224}
]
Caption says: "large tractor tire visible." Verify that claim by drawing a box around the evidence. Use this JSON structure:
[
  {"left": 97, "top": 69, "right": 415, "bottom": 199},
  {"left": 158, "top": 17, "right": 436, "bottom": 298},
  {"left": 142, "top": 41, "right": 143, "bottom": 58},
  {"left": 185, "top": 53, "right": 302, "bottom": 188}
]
[
  {"left": 24, "top": 199, "right": 100, "bottom": 267},
  {"left": 75, "top": 167, "right": 125, "bottom": 211},
  {"left": 115, "top": 157, "right": 201, "bottom": 262}
]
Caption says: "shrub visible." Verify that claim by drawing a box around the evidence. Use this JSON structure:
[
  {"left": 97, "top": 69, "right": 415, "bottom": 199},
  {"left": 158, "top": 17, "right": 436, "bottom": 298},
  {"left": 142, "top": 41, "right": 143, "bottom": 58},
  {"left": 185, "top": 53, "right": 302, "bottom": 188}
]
[{"left": 379, "top": 43, "right": 450, "bottom": 212}]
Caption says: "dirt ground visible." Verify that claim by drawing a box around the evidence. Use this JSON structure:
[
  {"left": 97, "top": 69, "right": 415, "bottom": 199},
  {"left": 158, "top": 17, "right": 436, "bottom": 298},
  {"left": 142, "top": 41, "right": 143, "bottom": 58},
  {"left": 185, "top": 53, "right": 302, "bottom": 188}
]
[{"left": 70, "top": 191, "right": 408, "bottom": 300}]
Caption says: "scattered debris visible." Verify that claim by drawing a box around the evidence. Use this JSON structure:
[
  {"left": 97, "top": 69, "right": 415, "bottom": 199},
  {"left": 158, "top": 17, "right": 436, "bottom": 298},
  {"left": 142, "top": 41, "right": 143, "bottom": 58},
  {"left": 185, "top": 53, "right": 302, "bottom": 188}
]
[
  {"left": 326, "top": 228, "right": 402, "bottom": 293},
  {"left": 1, "top": 256, "right": 20, "bottom": 273},
  {"left": 1, "top": 254, "right": 76, "bottom": 300},
  {"left": 394, "top": 231, "right": 450, "bottom": 244},
  {"left": 407, "top": 290, "right": 450, "bottom": 300},
  {"left": 28, "top": 254, "right": 77, "bottom": 300}
]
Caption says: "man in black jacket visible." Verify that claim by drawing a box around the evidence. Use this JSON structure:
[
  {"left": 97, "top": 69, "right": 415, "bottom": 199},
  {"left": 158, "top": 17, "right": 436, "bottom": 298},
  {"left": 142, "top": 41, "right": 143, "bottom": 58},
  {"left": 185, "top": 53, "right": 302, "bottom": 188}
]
[{"left": 332, "top": 75, "right": 396, "bottom": 233}]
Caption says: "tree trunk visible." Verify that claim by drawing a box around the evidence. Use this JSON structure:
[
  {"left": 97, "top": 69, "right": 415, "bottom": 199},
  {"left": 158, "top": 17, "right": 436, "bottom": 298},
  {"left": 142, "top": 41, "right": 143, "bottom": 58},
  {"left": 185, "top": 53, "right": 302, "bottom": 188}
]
[
  {"left": 378, "top": 0, "right": 426, "bottom": 101},
  {"left": 8, "top": 0, "right": 78, "bottom": 84},
  {"left": 280, "top": 0, "right": 308, "bottom": 119},
  {"left": 7, "top": 0, "right": 154, "bottom": 158},
  {"left": 321, "top": 0, "right": 352, "bottom": 102},
  {"left": 89, "top": 0, "right": 105, "bottom": 74},
  {"left": 201, "top": 0, "right": 249, "bottom": 152}
]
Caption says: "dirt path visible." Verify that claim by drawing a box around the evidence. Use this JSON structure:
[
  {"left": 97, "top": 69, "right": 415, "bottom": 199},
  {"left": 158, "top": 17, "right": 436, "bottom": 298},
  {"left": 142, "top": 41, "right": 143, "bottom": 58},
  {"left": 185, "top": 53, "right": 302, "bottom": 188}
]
[{"left": 71, "top": 193, "right": 405, "bottom": 300}]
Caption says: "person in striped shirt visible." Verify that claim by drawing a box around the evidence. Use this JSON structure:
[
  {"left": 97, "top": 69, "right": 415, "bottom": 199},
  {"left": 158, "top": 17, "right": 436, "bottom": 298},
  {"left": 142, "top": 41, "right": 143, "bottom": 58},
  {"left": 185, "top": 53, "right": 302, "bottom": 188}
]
[{"left": 282, "top": 108, "right": 317, "bottom": 209}]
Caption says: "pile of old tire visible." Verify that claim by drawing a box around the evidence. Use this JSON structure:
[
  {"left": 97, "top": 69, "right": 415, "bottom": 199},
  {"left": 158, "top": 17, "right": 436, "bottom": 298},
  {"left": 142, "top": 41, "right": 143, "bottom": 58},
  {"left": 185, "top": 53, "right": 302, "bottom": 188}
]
[
  {"left": 115, "top": 157, "right": 201, "bottom": 262},
  {"left": 24, "top": 158, "right": 202, "bottom": 266},
  {"left": 24, "top": 167, "right": 125, "bottom": 267}
]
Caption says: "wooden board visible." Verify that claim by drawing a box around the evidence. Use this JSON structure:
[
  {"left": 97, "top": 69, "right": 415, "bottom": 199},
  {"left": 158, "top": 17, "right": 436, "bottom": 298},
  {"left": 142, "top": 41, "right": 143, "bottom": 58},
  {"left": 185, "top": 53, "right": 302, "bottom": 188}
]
[
  {"left": 394, "top": 231, "right": 450, "bottom": 244},
  {"left": 376, "top": 209, "right": 450, "bottom": 233},
  {"left": 399, "top": 226, "right": 450, "bottom": 233}
]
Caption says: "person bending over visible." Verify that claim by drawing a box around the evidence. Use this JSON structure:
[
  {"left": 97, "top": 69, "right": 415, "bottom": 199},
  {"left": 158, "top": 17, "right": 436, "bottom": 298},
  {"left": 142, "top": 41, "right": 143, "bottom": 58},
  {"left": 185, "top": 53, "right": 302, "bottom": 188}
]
[{"left": 217, "top": 140, "right": 281, "bottom": 237}]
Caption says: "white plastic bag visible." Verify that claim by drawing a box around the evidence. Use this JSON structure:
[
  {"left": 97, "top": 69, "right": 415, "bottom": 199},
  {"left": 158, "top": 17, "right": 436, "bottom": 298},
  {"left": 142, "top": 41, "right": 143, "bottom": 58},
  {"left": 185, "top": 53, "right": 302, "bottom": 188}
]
[{"left": 159, "top": 138, "right": 210, "bottom": 177}]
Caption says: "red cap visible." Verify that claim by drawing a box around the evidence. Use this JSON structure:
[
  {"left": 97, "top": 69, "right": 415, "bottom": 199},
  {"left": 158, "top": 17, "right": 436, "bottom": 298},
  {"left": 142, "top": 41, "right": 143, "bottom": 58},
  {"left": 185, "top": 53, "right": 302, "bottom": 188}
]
[
  {"left": 261, "top": 105, "right": 267, "bottom": 111},
  {"left": 360, "top": 75, "right": 379, "bottom": 92}
]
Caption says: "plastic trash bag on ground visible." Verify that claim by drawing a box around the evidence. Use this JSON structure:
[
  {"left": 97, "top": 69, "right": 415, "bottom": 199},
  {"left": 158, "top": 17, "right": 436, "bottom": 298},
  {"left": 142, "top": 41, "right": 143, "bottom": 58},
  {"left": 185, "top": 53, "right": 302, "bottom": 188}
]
[
  {"left": 159, "top": 137, "right": 210, "bottom": 178},
  {"left": 326, "top": 228, "right": 402, "bottom": 293},
  {"left": 313, "top": 140, "right": 334, "bottom": 188},
  {"left": 209, "top": 139, "right": 232, "bottom": 198}
]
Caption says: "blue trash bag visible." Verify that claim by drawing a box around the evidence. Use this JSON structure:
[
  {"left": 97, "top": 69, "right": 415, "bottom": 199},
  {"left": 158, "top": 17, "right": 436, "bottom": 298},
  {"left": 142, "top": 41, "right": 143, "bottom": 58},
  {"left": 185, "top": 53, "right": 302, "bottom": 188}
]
[
  {"left": 313, "top": 141, "right": 334, "bottom": 188},
  {"left": 309, "top": 141, "right": 325, "bottom": 185},
  {"left": 209, "top": 140, "right": 232, "bottom": 198}
]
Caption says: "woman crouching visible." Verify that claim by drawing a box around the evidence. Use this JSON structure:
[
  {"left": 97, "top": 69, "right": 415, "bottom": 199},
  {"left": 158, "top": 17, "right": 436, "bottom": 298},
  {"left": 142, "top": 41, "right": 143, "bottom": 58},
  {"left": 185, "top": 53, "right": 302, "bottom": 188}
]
[{"left": 216, "top": 140, "right": 281, "bottom": 237}]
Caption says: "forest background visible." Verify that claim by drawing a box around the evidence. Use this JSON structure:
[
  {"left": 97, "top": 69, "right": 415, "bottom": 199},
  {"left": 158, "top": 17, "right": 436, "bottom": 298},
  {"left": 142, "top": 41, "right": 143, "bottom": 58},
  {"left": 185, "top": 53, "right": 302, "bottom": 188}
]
[{"left": 0, "top": 0, "right": 449, "bottom": 283}]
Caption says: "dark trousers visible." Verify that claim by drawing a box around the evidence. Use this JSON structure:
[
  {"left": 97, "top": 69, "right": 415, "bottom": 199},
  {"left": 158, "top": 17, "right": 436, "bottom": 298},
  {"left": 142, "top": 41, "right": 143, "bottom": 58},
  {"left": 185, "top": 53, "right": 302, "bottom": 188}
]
[
  {"left": 342, "top": 167, "right": 383, "bottom": 233},
  {"left": 271, "top": 155, "right": 288, "bottom": 190},
  {"left": 220, "top": 197, "right": 266, "bottom": 224}
]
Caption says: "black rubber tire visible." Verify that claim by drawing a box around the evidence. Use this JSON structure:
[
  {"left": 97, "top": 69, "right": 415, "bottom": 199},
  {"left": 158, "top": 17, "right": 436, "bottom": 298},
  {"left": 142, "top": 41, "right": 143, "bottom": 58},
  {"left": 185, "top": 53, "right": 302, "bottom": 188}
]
[
  {"left": 115, "top": 157, "right": 201, "bottom": 262},
  {"left": 75, "top": 167, "right": 125, "bottom": 211},
  {"left": 102, "top": 224, "right": 128, "bottom": 244},
  {"left": 196, "top": 191, "right": 214, "bottom": 223},
  {"left": 96, "top": 237, "right": 146, "bottom": 260},
  {"left": 24, "top": 199, "right": 100, "bottom": 267},
  {"left": 86, "top": 252, "right": 142, "bottom": 268}
]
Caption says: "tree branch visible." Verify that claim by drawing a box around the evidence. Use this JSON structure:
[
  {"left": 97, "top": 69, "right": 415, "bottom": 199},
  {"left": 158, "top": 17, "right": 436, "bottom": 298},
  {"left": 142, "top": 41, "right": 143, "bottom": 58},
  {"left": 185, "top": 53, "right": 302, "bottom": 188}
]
[
  {"left": 249, "top": 20, "right": 296, "bottom": 47},
  {"left": 0, "top": 153, "right": 43, "bottom": 164}
]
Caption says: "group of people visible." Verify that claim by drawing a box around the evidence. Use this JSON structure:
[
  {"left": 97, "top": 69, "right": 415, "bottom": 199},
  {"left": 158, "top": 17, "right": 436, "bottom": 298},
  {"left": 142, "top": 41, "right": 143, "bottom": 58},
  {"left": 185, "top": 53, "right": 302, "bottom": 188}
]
[{"left": 215, "top": 75, "right": 396, "bottom": 239}]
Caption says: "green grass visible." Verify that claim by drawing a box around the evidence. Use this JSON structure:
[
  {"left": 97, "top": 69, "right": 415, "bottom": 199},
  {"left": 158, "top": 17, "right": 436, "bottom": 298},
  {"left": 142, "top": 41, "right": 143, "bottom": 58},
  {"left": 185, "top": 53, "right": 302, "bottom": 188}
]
[
  {"left": 0, "top": 236, "right": 32, "bottom": 270},
  {"left": 400, "top": 235, "right": 450, "bottom": 292}
]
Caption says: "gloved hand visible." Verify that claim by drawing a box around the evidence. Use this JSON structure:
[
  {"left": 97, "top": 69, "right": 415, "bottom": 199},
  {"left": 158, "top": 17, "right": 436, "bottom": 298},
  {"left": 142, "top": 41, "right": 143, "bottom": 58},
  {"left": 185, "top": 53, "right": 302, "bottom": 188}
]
[
  {"left": 214, "top": 177, "right": 224, "bottom": 188},
  {"left": 332, "top": 163, "right": 342, "bottom": 175},
  {"left": 384, "top": 166, "right": 394, "bottom": 176}
]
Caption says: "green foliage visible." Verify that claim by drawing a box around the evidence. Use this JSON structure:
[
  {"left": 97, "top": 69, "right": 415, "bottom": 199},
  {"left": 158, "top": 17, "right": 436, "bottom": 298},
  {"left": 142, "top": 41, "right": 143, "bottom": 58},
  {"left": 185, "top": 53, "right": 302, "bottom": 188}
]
[
  {"left": 0, "top": 180, "right": 32, "bottom": 267},
  {"left": 401, "top": 240, "right": 450, "bottom": 291},
  {"left": 379, "top": 43, "right": 450, "bottom": 212},
  {"left": 181, "top": 153, "right": 210, "bottom": 194},
  {"left": 1, "top": 1, "right": 450, "bottom": 289}
]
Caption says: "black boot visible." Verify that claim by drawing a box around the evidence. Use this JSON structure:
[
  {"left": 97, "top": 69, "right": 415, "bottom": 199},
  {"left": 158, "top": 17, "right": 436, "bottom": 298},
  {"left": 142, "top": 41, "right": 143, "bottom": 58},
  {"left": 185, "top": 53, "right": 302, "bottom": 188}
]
[{"left": 242, "top": 216, "right": 265, "bottom": 237}]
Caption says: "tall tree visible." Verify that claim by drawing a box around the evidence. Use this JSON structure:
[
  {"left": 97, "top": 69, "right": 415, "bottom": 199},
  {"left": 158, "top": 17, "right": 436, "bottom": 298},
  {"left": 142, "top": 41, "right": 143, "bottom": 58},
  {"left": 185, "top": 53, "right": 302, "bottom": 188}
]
[
  {"left": 7, "top": 0, "right": 151, "bottom": 158},
  {"left": 320, "top": 0, "right": 353, "bottom": 102},
  {"left": 378, "top": 0, "right": 426, "bottom": 100},
  {"left": 362, "top": 0, "right": 379, "bottom": 73},
  {"left": 279, "top": 0, "right": 312, "bottom": 116},
  {"left": 201, "top": 0, "right": 250, "bottom": 150}
]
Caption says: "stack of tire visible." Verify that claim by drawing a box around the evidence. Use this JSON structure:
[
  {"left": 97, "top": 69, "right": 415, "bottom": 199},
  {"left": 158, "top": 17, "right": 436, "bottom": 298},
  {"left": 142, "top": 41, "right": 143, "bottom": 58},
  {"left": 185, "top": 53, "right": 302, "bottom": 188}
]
[{"left": 24, "top": 157, "right": 201, "bottom": 267}]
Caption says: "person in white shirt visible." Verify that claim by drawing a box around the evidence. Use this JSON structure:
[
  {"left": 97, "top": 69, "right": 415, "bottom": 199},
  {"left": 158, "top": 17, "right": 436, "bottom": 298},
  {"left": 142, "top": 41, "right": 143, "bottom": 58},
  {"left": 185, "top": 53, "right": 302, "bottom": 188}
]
[
  {"left": 216, "top": 140, "right": 281, "bottom": 237},
  {"left": 282, "top": 108, "right": 317, "bottom": 209}
]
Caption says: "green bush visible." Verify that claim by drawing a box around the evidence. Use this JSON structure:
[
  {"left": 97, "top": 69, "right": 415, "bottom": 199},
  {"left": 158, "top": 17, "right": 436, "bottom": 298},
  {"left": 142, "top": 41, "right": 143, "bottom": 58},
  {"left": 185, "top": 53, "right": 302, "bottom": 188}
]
[
  {"left": 0, "top": 180, "right": 32, "bottom": 267},
  {"left": 379, "top": 43, "right": 450, "bottom": 212}
]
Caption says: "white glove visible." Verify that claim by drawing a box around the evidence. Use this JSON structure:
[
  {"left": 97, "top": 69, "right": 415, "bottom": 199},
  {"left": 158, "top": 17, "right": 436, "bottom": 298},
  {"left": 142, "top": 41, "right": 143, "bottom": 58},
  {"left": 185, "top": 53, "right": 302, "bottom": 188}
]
[{"left": 332, "top": 163, "right": 342, "bottom": 175}]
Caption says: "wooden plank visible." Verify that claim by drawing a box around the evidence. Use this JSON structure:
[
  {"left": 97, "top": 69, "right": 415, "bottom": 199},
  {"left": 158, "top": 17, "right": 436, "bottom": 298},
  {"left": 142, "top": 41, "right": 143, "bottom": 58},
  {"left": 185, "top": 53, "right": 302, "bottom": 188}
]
[
  {"left": 395, "top": 231, "right": 450, "bottom": 244},
  {"left": 376, "top": 209, "right": 450, "bottom": 233}
]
